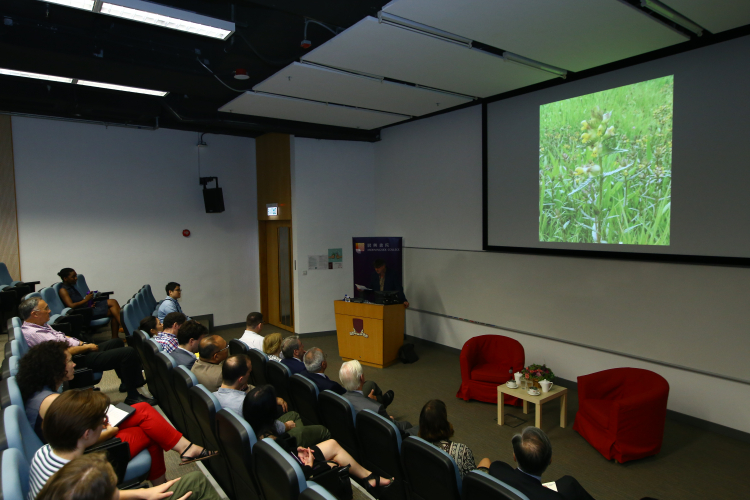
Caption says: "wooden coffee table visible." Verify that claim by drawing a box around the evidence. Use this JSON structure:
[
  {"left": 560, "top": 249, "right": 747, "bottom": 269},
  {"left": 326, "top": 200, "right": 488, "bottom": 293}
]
[{"left": 497, "top": 383, "right": 568, "bottom": 429}]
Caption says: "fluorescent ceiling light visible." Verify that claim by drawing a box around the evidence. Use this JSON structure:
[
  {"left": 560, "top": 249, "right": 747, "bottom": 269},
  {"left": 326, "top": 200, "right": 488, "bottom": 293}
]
[
  {"left": 641, "top": 0, "right": 704, "bottom": 36},
  {"left": 77, "top": 79, "right": 168, "bottom": 96},
  {"left": 0, "top": 68, "right": 73, "bottom": 83},
  {"left": 39, "top": 0, "right": 235, "bottom": 40},
  {"left": 100, "top": 3, "right": 233, "bottom": 40},
  {"left": 503, "top": 52, "right": 568, "bottom": 78},
  {"left": 0, "top": 67, "right": 168, "bottom": 96},
  {"left": 378, "top": 11, "right": 473, "bottom": 48},
  {"left": 44, "top": 0, "right": 95, "bottom": 10}
]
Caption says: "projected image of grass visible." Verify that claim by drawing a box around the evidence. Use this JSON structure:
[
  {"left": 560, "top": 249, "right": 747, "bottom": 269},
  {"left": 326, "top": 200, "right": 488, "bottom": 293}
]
[{"left": 539, "top": 76, "right": 673, "bottom": 245}]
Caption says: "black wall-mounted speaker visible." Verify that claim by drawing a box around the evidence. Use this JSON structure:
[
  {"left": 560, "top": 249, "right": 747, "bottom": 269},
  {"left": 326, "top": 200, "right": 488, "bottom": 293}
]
[{"left": 203, "top": 187, "right": 225, "bottom": 213}]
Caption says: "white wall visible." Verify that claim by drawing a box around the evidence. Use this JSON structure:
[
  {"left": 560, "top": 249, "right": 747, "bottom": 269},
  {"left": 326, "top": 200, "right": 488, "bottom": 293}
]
[
  {"left": 12, "top": 117, "right": 259, "bottom": 326},
  {"left": 291, "top": 137, "right": 375, "bottom": 333},
  {"left": 374, "top": 106, "right": 750, "bottom": 433},
  {"left": 375, "top": 106, "right": 483, "bottom": 250}
]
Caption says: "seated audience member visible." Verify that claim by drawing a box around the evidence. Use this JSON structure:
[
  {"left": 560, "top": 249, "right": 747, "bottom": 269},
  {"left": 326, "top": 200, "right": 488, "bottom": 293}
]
[
  {"left": 19, "top": 298, "right": 153, "bottom": 405},
  {"left": 171, "top": 320, "right": 206, "bottom": 369},
  {"left": 489, "top": 427, "right": 596, "bottom": 500},
  {"left": 157, "top": 282, "right": 190, "bottom": 323},
  {"left": 138, "top": 316, "right": 163, "bottom": 337},
  {"left": 339, "top": 360, "right": 413, "bottom": 435},
  {"left": 238, "top": 311, "right": 265, "bottom": 350},
  {"left": 280, "top": 336, "right": 306, "bottom": 374},
  {"left": 57, "top": 268, "right": 122, "bottom": 339},
  {"left": 153, "top": 312, "right": 187, "bottom": 353},
  {"left": 419, "top": 399, "right": 490, "bottom": 478},
  {"left": 24, "top": 387, "right": 216, "bottom": 492},
  {"left": 243, "top": 386, "right": 387, "bottom": 494},
  {"left": 300, "top": 348, "right": 346, "bottom": 395},
  {"left": 190, "top": 335, "right": 229, "bottom": 392},
  {"left": 35, "top": 453, "right": 218, "bottom": 500},
  {"left": 29, "top": 392, "right": 219, "bottom": 500},
  {"left": 214, "top": 357, "right": 329, "bottom": 447},
  {"left": 263, "top": 332, "right": 283, "bottom": 362}
]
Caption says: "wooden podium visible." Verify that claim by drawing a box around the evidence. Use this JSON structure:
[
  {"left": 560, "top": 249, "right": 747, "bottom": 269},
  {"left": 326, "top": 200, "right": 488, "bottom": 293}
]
[{"left": 334, "top": 300, "right": 404, "bottom": 368}]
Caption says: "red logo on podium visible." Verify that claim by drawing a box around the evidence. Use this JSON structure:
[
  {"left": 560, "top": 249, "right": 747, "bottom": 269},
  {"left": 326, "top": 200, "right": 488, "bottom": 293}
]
[{"left": 349, "top": 318, "right": 368, "bottom": 338}]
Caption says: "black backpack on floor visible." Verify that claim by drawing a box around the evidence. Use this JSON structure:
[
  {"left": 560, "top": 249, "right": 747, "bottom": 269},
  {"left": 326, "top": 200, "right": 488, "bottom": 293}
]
[{"left": 398, "top": 344, "right": 419, "bottom": 364}]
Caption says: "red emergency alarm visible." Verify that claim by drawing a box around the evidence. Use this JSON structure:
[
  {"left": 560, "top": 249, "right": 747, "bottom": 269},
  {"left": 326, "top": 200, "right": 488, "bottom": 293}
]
[{"left": 183, "top": 229, "right": 191, "bottom": 237}]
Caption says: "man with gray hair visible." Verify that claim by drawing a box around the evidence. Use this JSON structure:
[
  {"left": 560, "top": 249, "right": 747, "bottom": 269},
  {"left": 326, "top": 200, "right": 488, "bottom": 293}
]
[
  {"left": 339, "top": 360, "right": 411, "bottom": 434},
  {"left": 19, "top": 296, "right": 154, "bottom": 406},
  {"left": 299, "top": 347, "right": 346, "bottom": 395},
  {"left": 487, "top": 426, "right": 595, "bottom": 500},
  {"left": 280, "top": 335, "right": 306, "bottom": 374}
]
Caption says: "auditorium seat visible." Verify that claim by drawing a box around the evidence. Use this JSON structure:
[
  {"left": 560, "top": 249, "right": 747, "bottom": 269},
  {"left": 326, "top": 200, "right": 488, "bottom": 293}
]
[
  {"left": 253, "top": 437, "right": 310, "bottom": 500},
  {"left": 74, "top": 274, "right": 113, "bottom": 301},
  {"left": 215, "top": 408, "right": 261, "bottom": 500},
  {"left": 574, "top": 367, "right": 669, "bottom": 463},
  {"left": 142, "top": 339, "right": 163, "bottom": 401},
  {"left": 461, "top": 470, "right": 528, "bottom": 500},
  {"left": 456, "top": 335, "right": 525, "bottom": 405},
  {"left": 0, "top": 377, "right": 23, "bottom": 410},
  {"left": 37, "top": 287, "right": 87, "bottom": 341},
  {"left": 401, "top": 436, "right": 462, "bottom": 500},
  {"left": 300, "top": 483, "right": 338, "bottom": 500},
  {"left": 53, "top": 282, "right": 110, "bottom": 332},
  {"left": 1, "top": 448, "right": 30, "bottom": 500},
  {"left": 289, "top": 374, "right": 323, "bottom": 426},
  {"left": 0, "top": 356, "right": 18, "bottom": 380},
  {"left": 229, "top": 338, "right": 249, "bottom": 356},
  {"left": 153, "top": 352, "right": 184, "bottom": 432},
  {"left": 319, "top": 389, "right": 359, "bottom": 460},
  {"left": 172, "top": 366, "right": 204, "bottom": 446},
  {"left": 189, "top": 385, "right": 235, "bottom": 499},
  {"left": 267, "top": 360, "right": 295, "bottom": 411},
  {"left": 247, "top": 348, "right": 269, "bottom": 386},
  {"left": 356, "top": 409, "right": 409, "bottom": 500},
  {"left": 143, "top": 284, "right": 157, "bottom": 313},
  {"left": 11, "top": 327, "right": 28, "bottom": 358}
]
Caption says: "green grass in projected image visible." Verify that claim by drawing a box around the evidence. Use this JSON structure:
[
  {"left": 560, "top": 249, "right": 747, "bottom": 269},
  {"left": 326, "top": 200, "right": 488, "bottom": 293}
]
[{"left": 539, "top": 76, "right": 673, "bottom": 245}]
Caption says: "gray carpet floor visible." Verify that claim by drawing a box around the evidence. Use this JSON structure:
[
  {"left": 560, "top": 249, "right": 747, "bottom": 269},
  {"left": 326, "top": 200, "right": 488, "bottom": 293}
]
[{"left": 213, "top": 325, "right": 748, "bottom": 500}]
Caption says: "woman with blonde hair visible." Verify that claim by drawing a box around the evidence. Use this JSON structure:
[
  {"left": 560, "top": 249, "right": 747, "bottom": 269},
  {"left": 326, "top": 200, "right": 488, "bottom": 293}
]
[{"left": 263, "top": 332, "right": 283, "bottom": 362}]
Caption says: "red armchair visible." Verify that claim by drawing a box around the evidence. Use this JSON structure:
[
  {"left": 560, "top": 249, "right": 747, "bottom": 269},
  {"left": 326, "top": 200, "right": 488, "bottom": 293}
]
[
  {"left": 456, "top": 335, "right": 525, "bottom": 405},
  {"left": 573, "top": 367, "right": 669, "bottom": 463}
]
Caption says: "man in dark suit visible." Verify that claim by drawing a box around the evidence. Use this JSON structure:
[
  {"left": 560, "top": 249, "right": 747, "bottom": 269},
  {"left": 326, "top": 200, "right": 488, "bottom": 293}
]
[
  {"left": 299, "top": 347, "right": 347, "bottom": 395},
  {"left": 338, "top": 360, "right": 415, "bottom": 435},
  {"left": 488, "top": 427, "right": 595, "bottom": 500},
  {"left": 280, "top": 335, "right": 306, "bottom": 374},
  {"left": 368, "top": 258, "right": 409, "bottom": 307}
]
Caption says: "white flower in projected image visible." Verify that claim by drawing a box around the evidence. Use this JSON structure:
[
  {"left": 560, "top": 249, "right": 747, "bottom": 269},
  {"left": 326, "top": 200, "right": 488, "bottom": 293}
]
[{"left": 539, "top": 76, "right": 673, "bottom": 246}]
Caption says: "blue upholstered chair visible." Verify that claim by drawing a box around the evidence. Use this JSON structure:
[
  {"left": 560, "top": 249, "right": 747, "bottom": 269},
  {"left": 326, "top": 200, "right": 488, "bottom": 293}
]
[
  {"left": 253, "top": 437, "right": 310, "bottom": 500},
  {"left": 461, "top": 470, "right": 529, "bottom": 500},
  {"left": 0, "top": 377, "right": 24, "bottom": 411},
  {"left": 402, "top": 436, "right": 463, "bottom": 500},
  {"left": 53, "top": 281, "right": 110, "bottom": 331},
  {"left": 1, "top": 447, "right": 30, "bottom": 500},
  {"left": 356, "top": 408, "right": 409, "bottom": 500},
  {"left": 319, "top": 389, "right": 359, "bottom": 460},
  {"left": 289, "top": 373, "right": 322, "bottom": 426},
  {"left": 215, "top": 408, "right": 261, "bottom": 500}
]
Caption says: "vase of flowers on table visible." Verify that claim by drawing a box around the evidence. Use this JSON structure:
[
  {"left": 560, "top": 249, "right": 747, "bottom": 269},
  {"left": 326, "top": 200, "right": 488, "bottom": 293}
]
[{"left": 521, "top": 364, "right": 555, "bottom": 388}]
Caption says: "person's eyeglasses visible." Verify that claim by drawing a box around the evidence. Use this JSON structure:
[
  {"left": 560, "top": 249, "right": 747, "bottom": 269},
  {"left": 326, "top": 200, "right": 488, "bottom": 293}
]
[{"left": 217, "top": 345, "right": 229, "bottom": 353}]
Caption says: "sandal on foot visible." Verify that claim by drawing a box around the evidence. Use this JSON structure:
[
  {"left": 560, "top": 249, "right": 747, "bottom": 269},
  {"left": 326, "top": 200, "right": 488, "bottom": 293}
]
[{"left": 179, "top": 443, "right": 219, "bottom": 465}]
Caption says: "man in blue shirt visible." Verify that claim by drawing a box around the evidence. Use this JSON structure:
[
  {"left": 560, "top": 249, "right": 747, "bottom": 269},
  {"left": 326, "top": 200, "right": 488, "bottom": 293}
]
[{"left": 158, "top": 282, "right": 190, "bottom": 323}]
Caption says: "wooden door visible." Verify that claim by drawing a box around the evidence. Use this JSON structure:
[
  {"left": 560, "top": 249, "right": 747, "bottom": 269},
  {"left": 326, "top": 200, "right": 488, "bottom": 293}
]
[{"left": 264, "top": 220, "right": 294, "bottom": 332}]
